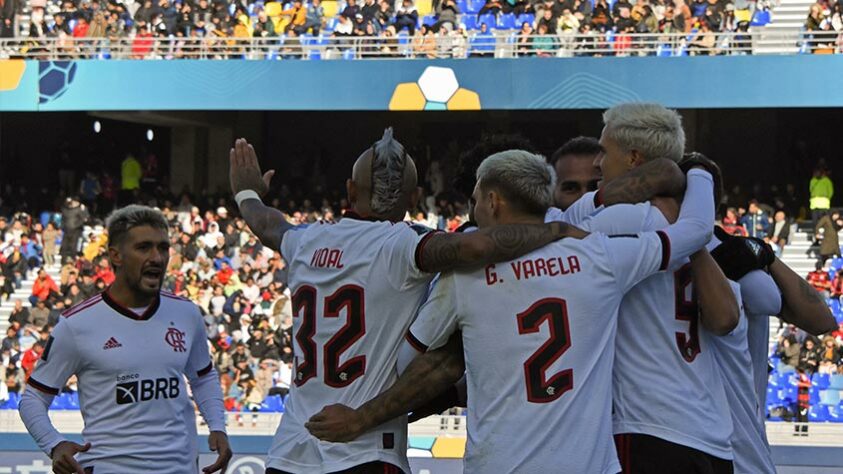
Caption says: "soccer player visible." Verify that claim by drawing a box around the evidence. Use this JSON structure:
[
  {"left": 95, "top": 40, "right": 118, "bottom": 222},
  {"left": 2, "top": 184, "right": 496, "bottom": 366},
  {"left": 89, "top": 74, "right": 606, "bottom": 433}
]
[
  {"left": 19, "top": 205, "right": 231, "bottom": 474},
  {"left": 305, "top": 150, "right": 716, "bottom": 473},
  {"left": 548, "top": 136, "right": 603, "bottom": 211},
  {"left": 229, "top": 131, "right": 578, "bottom": 474}
]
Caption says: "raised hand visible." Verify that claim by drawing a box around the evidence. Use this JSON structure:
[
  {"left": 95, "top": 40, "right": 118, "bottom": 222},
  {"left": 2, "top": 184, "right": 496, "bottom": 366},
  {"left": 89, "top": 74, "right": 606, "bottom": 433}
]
[
  {"left": 305, "top": 404, "right": 367, "bottom": 443},
  {"left": 202, "top": 431, "right": 233, "bottom": 473},
  {"left": 51, "top": 440, "right": 91, "bottom": 474},
  {"left": 229, "top": 138, "right": 275, "bottom": 197}
]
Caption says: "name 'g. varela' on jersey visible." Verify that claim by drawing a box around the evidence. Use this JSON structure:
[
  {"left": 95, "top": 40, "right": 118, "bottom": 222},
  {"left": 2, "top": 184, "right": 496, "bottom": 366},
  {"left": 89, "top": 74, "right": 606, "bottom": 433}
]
[
  {"left": 26, "top": 290, "right": 216, "bottom": 473},
  {"left": 408, "top": 232, "right": 672, "bottom": 474},
  {"left": 266, "top": 212, "right": 436, "bottom": 474}
]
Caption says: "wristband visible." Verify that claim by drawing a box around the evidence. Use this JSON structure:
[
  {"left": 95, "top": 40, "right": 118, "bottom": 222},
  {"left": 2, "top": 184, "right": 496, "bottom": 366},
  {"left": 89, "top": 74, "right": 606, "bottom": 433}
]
[{"left": 235, "top": 190, "right": 261, "bottom": 208}]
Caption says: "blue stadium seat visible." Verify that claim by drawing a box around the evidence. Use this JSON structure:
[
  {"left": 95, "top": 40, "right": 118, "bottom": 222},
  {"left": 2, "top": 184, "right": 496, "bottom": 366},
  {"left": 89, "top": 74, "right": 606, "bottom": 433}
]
[
  {"left": 515, "top": 13, "right": 534, "bottom": 26},
  {"left": 829, "top": 375, "right": 843, "bottom": 390},
  {"left": 464, "top": 15, "right": 478, "bottom": 30},
  {"left": 478, "top": 14, "right": 496, "bottom": 28},
  {"left": 781, "top": 386, "right": 798, "bottom": 403},
  {"left": 466, "top": 0, "right": 484, "bottom": 13},
  {"left": 809, "top": 386, "right": 821, "bottom": 405},
  {"left": 751, "top": 10, "right": 771, "bottom": 26},
  {"left": 828, "top": 403, "right": 843, "bottom": 422},
  {"left": 264, "top": 395, "right": 285, "bottom": 412},
  {"left": 423, "top": 14, "right": 437, "bottom": 26},
  {"left": 0, "top": 392, "right": 19, "bottom": 410},
  {"left": 813, "top": 373, "right": 831, "bottom": 390},
  {"left": 457, "top": 0, "right": 468, "bottom": 12},
  {"left": 809, "top": 404, "right": 830, "bottom": 422},
  {"left": 827, "top": 297, "right": 841, "bottom": 314},
  {"left": 820, "top": 389, "right": 841, "bottom": 406},
  {"left": 497, "top": 13, "right": 516, "bottom": 29}
]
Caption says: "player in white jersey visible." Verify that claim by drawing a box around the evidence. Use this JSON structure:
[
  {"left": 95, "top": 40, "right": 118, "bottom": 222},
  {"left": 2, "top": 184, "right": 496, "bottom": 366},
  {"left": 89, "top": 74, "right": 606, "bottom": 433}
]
[
  {"left": 18, "top": 205, "right": 231, "bottom": 474},
  {"left": 229, "top": 132, "right": 577, "bottom": 474},
  {"left": 305, "top": 150, "right": 715, "bottom": 473}
]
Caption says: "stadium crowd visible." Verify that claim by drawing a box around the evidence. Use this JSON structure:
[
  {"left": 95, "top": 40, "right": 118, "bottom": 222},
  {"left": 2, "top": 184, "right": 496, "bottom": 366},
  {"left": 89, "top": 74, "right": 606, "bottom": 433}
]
[
  {"left": 1, "top": 0, "right": 772, "bottom": 58},
  {"left": 1, "top": 141, "right": 840, "bottom": 425}
]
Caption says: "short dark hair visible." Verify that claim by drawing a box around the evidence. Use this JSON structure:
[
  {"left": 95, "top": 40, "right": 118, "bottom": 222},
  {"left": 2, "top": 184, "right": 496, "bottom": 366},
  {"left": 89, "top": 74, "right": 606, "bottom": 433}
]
[
  {"left": 549, "top": 136, "right": 603, "bottom": 166},
  {"left": 453, "top": 133, "right": 536, "bottom": 197},
  {"left": 106, "top": 205, "right": 169, "bottom": 248}
]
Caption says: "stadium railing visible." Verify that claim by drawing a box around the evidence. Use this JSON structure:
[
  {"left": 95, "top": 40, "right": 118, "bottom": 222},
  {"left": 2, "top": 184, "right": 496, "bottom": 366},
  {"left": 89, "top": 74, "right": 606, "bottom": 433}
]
[{"left": 0, "top": 31, "right": 840, "bottom": 60}]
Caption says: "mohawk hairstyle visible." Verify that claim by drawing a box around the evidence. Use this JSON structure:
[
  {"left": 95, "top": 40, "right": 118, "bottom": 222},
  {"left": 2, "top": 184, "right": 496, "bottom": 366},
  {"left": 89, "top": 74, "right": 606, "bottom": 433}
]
[{"left": 370, "top": 128, "right": 408, "bottom": 216}]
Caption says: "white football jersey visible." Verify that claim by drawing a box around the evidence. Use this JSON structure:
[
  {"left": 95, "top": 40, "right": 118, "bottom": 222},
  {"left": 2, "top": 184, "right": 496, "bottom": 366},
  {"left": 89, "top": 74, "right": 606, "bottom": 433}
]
[
  {"left": 410, "top": 232, "right": 670, "bottom": 474},
  {"left": 552, "top": 201, "right": 734, "bottom": 459},
  {"left": 27, "top": 291, "right": 213, "bottom": 473},
  {"left": 708, "top": 282, "right": 775, "bottom": 474},
  {"left": 267, "top": 213, "right": 436, "bottom": 473}
]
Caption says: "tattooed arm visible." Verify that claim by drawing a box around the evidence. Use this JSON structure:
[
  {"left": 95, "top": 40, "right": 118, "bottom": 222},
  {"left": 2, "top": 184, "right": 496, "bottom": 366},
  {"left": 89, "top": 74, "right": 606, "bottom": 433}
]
[
  {"left": 418, "top": 222, "right": 587, "bottom": 273},
  {"left": 230, "top": 138, "right": 293, "bottom": 250},
  {"left": 600, "top": 158, "right": 686, "bottom": 206},
  {"left": 770, "top": 259, "right": 837, "bottom": 335},
  {"left": 305, "top": 332, "right": 465, "bottom": 442}
]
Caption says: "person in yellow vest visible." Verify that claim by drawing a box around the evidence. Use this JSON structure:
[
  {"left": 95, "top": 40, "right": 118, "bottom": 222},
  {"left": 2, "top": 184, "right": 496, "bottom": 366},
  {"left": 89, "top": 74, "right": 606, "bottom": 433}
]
[
  {"left": 121, "top": 154, "right": 142, "bottom": 191},
  {"left": 811, "top": 165, "right": 834, "bottom": 230}
]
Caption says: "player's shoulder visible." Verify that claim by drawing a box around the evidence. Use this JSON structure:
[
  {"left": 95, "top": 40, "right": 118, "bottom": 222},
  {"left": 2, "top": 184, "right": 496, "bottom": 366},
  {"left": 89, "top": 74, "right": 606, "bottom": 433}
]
[
  {"left": 586, "top": 202, "right": 654, "bottom": 233},
  {"left": 61, "top": 292, "right": 106, "bottom": 321},
  {"left": 160, "top": 291, "right": 203, "bottom": 315}
]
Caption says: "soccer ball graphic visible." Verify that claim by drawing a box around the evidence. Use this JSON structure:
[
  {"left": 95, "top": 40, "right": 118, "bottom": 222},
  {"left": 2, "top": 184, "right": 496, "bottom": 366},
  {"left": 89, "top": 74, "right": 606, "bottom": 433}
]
[
  {"left": 389, "top": 66, "right": 481, "bottom": 111},
  {"left": 38, "top": 61, "right": 78, "bottom": 104}
]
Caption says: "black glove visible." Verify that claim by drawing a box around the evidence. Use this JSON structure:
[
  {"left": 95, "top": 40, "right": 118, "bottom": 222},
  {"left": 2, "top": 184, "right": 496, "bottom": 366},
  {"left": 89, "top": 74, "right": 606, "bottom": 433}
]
[
  {"left": 678, "top": 152, "right": 723, "bottom": 210},
  {"left": 710, "top": 226, "right": 776, "bottom": 281}
]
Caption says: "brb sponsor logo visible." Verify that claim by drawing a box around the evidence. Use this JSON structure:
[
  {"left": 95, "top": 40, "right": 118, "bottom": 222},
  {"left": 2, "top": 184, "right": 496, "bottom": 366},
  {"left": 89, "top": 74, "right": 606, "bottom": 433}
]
[{"left": 116, "top": 374, "right": 180, "bottom": 405}]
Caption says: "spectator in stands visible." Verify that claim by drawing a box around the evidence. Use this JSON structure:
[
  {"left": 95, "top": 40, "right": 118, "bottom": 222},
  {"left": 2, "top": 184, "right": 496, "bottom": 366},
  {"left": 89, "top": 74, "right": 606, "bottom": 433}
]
[
  {"left": 808, "top": 261, "right": 832, "bottom": 295},
  {"left": 591, "top": 0, "right": 613, "bottom": 30},
  {"left": 673, "top": 0, "right": 692, "bottom": 32},
  {"left": 29, "top": 299, "right": 50, "bottom": 330},
  {"left": 478, "top": 0, "right": 504, "bottom": 17},
  {"left": 59, "top": 197, "right": 88, "bottom": 263},
  {"left": 282, "top": 0, "right": 308, "bottom": 34},
  {"left": 253, "top": 9, "right": 277, "bottom": 38},
  {"left": 799, "top": 337, "right": 821, "bottom": 374},
  {"left": 820, "top": 335, "right": 841, "bottom": 365},
  {"left": 795, "top": 366, "right": 812, "bottom": 422},
  {"left": 433, "top": 0, "right": 460, "bottom": 31},
  {"left": 470, "top": 22, "right": 496, "bottom": 56},
  {"left": 810, "top": 163, "right": 834, "bottom": 229},
  {"left": 342, "top": 0, "right": 361, "bottom": 19},
  {"left": 777, "top": 334, "right": 802, "bottom": 368},
  {"left": 8, "top": 300, "right": 30, "bottom": 331},
  {"left": 304, "top": 0, "right": 324, "bottom": 35},
  {"left": 688, "top": 20, "right": 716, "bottom": 54},
  {"left": 769, "top": 210, "right": 790, "bottom": 256},
  {"left": 394, "top": 0, "right": 418, "bottom": 35},
  {"left": 537, "top": 8, "right": 558, "bottom": 34},
  {"left": 816, "top": 211, "right": 841, "bottom": 265},
  {"left": 29, "top": 269, "right": 58, "bottom": 306},
  {"left": 830, "top": 268, "right": 843, "bottom": 300},
  {"left": 533, "top": 23, "right": 558, "bottom": 56},
  {"left": 1, "top": 327, "right": 16, "bottom": 353},
  {"left": 516, "top": 21, "right": 534, "bottom": 55},
  {"left": 20, "top": 340, "right": 43, "bottom": 380},
  {"left": 739, "top": 200, "right": 770, "bottom": 238}
]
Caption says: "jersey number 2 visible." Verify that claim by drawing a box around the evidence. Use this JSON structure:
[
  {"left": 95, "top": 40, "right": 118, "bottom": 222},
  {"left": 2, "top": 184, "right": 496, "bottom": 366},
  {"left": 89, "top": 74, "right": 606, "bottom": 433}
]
[
  {"left": 674, "top": 264, "right": 701, "bottom": 363},
  {"left": 517, "top": 298, "right": 573, "bottom": 403},
  {"left": 292, "top": 285, "right": 366, "bottom": 387}
]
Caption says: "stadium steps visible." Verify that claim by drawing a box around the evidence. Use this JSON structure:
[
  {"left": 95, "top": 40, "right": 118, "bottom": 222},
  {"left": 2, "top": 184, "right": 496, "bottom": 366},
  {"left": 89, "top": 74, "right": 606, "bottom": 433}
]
[
  {"left": 754, "top": 0, "right": 814, "bottom": 54},
  {"left": 0, "top": 264, "right": 62, "bottom": 336}
]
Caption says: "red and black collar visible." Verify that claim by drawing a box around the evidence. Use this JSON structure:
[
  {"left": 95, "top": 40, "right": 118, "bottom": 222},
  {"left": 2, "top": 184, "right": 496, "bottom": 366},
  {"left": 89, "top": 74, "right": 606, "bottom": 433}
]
[{"left": 102, "top": 287, "right": 161, "bottom": 321}]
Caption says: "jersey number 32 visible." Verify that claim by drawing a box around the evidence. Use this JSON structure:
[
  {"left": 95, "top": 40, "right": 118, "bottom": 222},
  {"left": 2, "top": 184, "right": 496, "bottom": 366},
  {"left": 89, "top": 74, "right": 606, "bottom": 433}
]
[{"left": 292, "top": 285, "right": 366, "bottom": 388}]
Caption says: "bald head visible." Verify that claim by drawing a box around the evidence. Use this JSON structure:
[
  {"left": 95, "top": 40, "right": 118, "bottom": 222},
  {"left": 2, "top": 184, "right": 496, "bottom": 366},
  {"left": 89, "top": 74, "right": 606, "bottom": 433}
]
[{"left": 349, "top": 128, "right": 419, "bottom": 221}]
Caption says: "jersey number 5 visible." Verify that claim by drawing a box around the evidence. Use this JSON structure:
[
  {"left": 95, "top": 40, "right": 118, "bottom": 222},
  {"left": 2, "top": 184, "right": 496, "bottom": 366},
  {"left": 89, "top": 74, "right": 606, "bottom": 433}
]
[
  {"left": 517, "top": 298, "right": 573, "bottom": 403},
  {"left": 674, "top": 264, "right": 701, "bottom": 363},
  {"left": 292, "top": 285, "right": 366, "bottom": 388}
]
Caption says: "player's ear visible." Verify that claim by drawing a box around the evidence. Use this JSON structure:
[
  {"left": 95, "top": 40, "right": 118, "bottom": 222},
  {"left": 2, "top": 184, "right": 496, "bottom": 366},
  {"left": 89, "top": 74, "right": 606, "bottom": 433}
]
[
  {"left": 107, "top": 245, "right": 122, "bottom": 270},
  {"left": 628, "top": 149, "right": 645, "bottom": 168}
]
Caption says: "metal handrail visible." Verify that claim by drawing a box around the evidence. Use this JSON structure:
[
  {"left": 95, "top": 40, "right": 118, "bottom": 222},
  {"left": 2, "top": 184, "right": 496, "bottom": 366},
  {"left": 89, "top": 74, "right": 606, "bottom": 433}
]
[{"left": 0, "top": 31, "right": 840, "bottom": 60}]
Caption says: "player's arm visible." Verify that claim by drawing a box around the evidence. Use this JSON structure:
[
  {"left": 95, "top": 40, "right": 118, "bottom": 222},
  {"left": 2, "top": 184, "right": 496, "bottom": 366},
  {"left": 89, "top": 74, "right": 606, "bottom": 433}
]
[
  {"left": 660, "top": 168, "right": 716, "bottom": 267},
  {"left": 418, "top": 221, "right": 587, "bottom": 273},
  {"left": 184, "top": 308, "right": 232, "bottom": 474},
  {"left": 398, "top": 335, "right": 467, "bottom": 422},
  {"left": 770, "top": 258, "right": 837, "bottom": 335},
  {"left": 600, "top": 158, "right": 686, "bottom": 206},
  {"left": 18, "top": 323, "right": 91, "bottom": 474},
  {"left": 229, "top": 138, "right": 292, "bottom": 251},
  {"left": 690, "top": 249, "right": 739, "bottom": 335},
  {"left": 306, "top": 332, "right": 465, "bottom": 442}
]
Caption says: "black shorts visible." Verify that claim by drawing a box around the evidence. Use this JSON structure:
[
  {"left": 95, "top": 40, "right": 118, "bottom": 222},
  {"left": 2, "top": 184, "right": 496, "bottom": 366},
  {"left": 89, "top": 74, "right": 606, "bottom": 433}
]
[
  {"left": 614, "top": 433, "right": 734, "bottom": 474},
  {"left": 267, "top": 461, "right": 404, "bottom": 474}
]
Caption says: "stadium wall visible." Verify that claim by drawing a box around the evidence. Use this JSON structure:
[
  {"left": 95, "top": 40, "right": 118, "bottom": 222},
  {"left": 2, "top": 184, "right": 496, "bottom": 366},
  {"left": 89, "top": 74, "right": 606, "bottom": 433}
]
[{"left": 0, "top": 56, "right": 841, "bottom": 112}]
